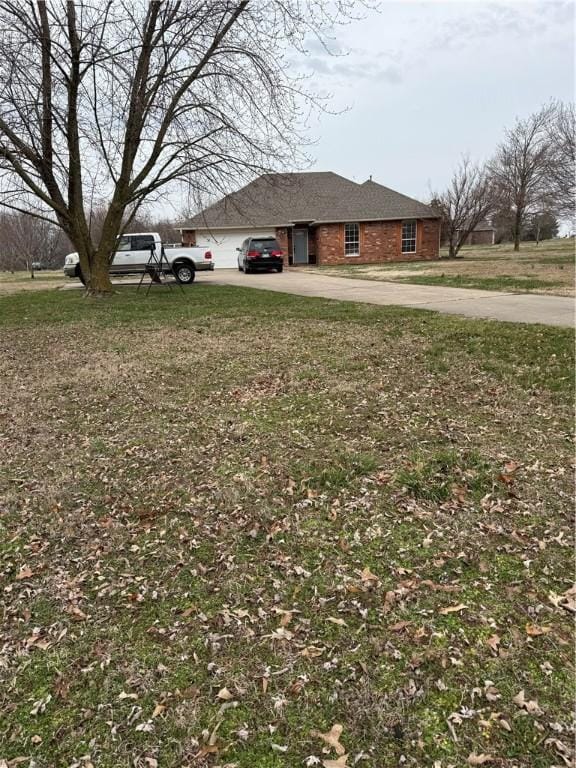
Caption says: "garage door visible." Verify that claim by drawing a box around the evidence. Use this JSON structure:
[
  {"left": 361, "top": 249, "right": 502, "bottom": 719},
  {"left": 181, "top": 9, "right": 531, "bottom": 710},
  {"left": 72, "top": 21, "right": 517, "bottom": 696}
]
[{"left": 196, "top": 228, "right": 275, "bottom": 269}]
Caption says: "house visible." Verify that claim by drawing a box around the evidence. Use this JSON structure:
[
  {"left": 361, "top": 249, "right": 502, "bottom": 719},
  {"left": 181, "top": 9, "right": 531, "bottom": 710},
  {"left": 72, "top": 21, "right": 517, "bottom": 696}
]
[
  {"left": 463, "top": 220, "right": 495, "bottom": 246},
  {"left": 180, "top": 172, "right": 441, "bottom": 268}
]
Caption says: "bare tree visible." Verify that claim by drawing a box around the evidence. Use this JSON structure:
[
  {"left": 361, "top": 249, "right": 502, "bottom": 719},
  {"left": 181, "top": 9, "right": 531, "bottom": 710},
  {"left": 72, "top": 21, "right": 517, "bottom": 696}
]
[
  {"left": 524, "top": 209, "right": 559, "bottom": 244},
  {"left": 489, "top": 105, "right": 555, "bottom": 251},
  {"left": 0, "top": 211, "right": 69, "bottom": 274},
  {"left": 431, "top": 157, "right": 494, "bottom": 259},
  {"left": 127, "top": 216, "right": 181, "bottom": 244},
  {"left": 547, "top": 102, "right": 575, "bottom": 222},
  {"left": 0, "top": 1, "right": 365, "bottom": 295}
]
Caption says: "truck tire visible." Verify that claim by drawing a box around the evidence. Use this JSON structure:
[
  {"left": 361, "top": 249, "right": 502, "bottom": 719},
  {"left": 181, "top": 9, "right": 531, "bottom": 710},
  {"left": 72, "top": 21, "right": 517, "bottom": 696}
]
[
  {"left": 77, "top": 267, "right": 86, "bottom": 286},
  {"left": 173, "top": 261, "right": 195, "bottom": 284}
]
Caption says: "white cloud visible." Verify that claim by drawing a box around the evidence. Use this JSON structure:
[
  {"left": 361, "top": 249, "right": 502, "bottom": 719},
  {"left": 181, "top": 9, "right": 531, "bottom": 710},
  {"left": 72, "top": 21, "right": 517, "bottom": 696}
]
[{"left": 304, "top": 0, "right": 574, "bottom": 200}]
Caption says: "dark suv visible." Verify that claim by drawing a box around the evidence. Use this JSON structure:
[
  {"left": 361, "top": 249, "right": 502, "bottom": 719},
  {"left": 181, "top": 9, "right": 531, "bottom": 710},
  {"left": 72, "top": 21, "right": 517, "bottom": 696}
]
[{"left": 237, "top": 237, "right": 284, "bottom": 273}]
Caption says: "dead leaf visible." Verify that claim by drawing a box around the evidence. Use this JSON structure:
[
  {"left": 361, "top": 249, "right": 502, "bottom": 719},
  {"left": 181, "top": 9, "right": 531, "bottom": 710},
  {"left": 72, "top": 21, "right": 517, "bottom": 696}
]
[
  {"left": 439, "top": 603, "right": 467, "bottom": 615},
  {"left": 66, "top": 605, "right": 87, "bottom": 621},
  {"left": 16, "top": 566, "right": 33, "bottom": 580},
  {"left": 152, "top": 703, "right": 166, "bottom": 718},
  {"left": 288, "top": 679, "right": 305, "bottom": 696},
  {"left": 280, "top": 611, "right": 293, "bottom": 627},
  {"left": 216, "top": 687, "right": 234, "bottom": 701},
  {"left": 548, "top": 588, "right": 576, "bottom": 613},
  {"left": 383, "top": 590, "right": 396, "bottom": 613},
  {"left": 118, "top": 691, "right": 138, "bottom": 700},
  {"left": 326, "top": 617, "right": 347, "bottom": 627},
  {"left": 360, "top": 566, "right": 379, "bottom": 583},
  {"left": 498, "top": 473, "right": 515, "bottom": 487},
  {"left": 484, "top": 683, "right": 500, "bottom": 702},
  {"left": 300, "top": 646, "right": 324, "bottom": 658},
  {"left": 54, "top": 675, "right": 70, "bottom": 700},
  {"left": 389, "top": 620, "right": 412, "bottom": 632},
  {"left": 513, "top": 689, "right": 542, "bottom": 714},
  {"left": 486, "top": 634, "right": 501, "bottom": 654},
  {"left": 208, "top": 718, "right": 223, "bottom": 745},
  {"left": 525, "top": 623, "right": 552, "bottom": 636},
  {"left": 323, "top": 756, "right": 348, "bottom": 768},
  {"left": 312, "top": 723, "right": 345, "bottom": 755},
  {"left": 467, "top": 754, "right": 494, "bottom": 765},
  {"left": 195, "top": 745, "right": 219, "bottom": 758}
]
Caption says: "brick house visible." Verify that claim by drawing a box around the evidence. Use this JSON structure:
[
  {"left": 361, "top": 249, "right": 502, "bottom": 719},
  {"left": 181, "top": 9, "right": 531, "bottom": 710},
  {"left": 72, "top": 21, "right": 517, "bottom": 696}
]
[{"left": 180, "top": 172, "right": 441, "bottom": 268}]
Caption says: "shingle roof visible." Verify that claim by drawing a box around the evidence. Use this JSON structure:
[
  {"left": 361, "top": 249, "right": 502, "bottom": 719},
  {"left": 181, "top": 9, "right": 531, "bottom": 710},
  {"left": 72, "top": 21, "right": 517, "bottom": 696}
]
[
  {"left": 472, "top": 220, "right": 495, "bottom": 231},
  {"left": 181, "top": 172, "right": 437, "bottom": 230}
]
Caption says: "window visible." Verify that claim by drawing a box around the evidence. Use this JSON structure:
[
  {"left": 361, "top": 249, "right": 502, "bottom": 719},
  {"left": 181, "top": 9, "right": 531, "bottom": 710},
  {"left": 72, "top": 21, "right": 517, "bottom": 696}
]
[
  {"left": 250, "top": 238, "right": 280, "bottom": 251},
  {"left": 401, "top": 220, "right": 417, "bottom": 253},
  {"left": 131, "top": 235, "right": 156, "bottom": 251},
  {"left": 344, "top": 223, "right": 360, "bottom": 256},
  {"left": 117, "top": 236, "right": 131, "bottom": 252}
]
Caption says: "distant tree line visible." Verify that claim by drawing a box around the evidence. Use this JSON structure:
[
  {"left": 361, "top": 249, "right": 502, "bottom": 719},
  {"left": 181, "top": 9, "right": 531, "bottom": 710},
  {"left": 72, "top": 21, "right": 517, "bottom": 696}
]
[
  {"left": 0, "top": 206, "right": 182, "bottom": 275},
  {"left": 0, "top": 212, "right": 70, "bottom": 273},
  {"left": 432, "top": 101, "right": 575, "bottom": 258}
]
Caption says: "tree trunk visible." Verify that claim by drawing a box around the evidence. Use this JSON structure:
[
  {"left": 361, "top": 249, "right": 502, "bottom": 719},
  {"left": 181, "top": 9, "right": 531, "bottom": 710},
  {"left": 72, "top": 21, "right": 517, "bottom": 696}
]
[
  {"left": 513, "top": 207, "right": 522, "bottom": 251},
  {"left": 86, "top": 250, "right": 114, "bottom": 296}
]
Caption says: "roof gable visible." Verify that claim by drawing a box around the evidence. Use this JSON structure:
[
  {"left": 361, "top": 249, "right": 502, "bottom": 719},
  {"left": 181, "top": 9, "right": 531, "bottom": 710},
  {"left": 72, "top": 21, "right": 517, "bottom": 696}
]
[{"left": 182, "top": 172, "right": 436, "bottom": 230}]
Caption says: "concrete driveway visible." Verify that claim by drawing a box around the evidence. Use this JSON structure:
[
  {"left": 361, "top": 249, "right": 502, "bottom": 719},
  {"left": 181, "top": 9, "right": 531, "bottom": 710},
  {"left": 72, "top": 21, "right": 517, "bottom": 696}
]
[{"left": 204, "top": 269, "right": 574, "bottom": 328}]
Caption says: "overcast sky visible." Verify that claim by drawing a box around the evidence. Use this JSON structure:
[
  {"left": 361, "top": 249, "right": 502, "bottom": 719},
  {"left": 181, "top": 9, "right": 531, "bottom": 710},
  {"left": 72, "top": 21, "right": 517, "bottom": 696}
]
[{"left": 301, "top": 0, "right": 574, "bottom": 202}]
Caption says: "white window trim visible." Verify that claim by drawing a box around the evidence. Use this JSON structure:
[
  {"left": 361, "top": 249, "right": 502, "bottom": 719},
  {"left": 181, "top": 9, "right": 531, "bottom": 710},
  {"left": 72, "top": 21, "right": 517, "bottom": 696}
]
[
  {"left": 401, "top": 220, "right": 417, "bottom": 254},
  {"left": 344, "top": 222, "right": 360, "bottom": 257}
]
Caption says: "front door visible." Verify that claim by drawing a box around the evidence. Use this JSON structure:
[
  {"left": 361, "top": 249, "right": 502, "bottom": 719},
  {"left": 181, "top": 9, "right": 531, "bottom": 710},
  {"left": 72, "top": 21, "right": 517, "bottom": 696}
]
[{"left": 293, "top": 228, "right": 308, "bottom": 265}]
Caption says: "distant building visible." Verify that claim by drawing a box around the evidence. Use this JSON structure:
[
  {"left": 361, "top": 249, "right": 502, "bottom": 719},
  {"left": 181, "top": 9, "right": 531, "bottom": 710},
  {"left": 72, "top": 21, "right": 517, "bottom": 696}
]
[{"left": 462, "top": 221, "right": 495, "bottom": 246}]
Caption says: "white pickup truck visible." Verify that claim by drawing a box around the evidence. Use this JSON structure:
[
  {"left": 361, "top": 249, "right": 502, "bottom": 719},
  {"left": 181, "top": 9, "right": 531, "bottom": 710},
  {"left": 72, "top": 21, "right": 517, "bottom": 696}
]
[{"left": 63, "top": 232, "right": 213, "bottom": 284}]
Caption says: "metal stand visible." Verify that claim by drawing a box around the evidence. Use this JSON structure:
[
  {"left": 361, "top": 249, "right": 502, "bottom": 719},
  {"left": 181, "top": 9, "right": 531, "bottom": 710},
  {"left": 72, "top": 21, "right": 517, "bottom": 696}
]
[{"left": 137, "top": 243, "right": 184, "bottom": 296}]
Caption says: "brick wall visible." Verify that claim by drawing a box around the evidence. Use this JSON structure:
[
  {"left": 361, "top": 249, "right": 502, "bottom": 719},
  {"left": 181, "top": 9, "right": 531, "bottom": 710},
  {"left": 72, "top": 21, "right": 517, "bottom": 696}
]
[
  {"left": 315, "top": 219, "right": 440, "bottom": 265},
  {"left": 418, "top": 219, "right": 442, "bottom": 260},
  {"left": 182, "top": 221, "right": 441, "bottom": 263},
  {"left": 275, "top": 228, "right": 290, "bottom": 265},
  {"left": 181, "top": 229, "right": 196, "bottom": 246}
]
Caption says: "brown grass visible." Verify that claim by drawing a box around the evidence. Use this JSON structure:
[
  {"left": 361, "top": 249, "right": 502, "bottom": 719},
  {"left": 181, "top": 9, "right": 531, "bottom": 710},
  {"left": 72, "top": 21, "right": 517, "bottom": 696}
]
[
  {"left": 313, "top": 239, "right": 575, "bottom": 296},
  {"left": 0, "top": 286, "right": 573, "bottom": 768}
]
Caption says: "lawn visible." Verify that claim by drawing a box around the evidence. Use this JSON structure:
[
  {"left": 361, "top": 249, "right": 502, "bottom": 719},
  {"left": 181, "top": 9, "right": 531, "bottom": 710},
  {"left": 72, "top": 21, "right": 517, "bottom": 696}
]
[
  {"left": 0, "top": 270, "right": 66, "bottom": 295},
  {"left": 312, "top": 239, "right": 575, "bottom": 296},
  {"left": 0, "top": 285, "right": 574, "bottom": 768}
]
